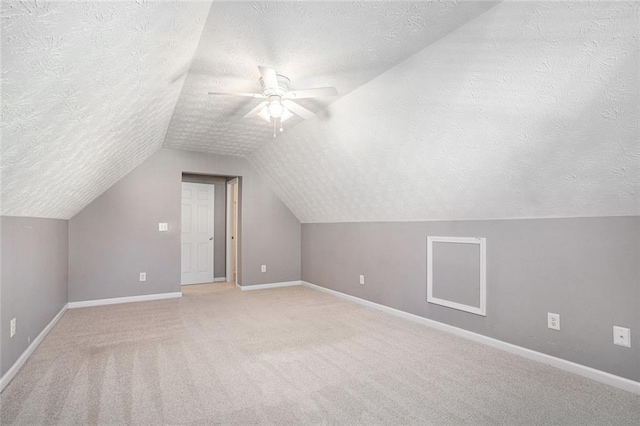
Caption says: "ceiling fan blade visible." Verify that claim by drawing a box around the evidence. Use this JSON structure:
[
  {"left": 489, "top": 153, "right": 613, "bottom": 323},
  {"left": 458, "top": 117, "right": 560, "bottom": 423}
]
[
  {"left": 285, "top": 87, "right": 338, "bottom": 99},
  {"left": 281, "top": 108, "right": 294, "bottom": 123},
  {"left": 283, "top": 100, "right": 315, "bottom": 120},
  {"left": 208, "top": 91, "right": 265, "bottom": 98},
  {"left": 258, "top": 66, "right": 279, "bottom": 90},
  {"left": 244, "top": 101, "right": 268, "bottom": 118}
]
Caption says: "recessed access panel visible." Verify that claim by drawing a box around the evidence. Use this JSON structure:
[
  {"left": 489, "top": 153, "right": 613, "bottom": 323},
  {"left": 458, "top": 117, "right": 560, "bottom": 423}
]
[{"left": 427, "top": 236, "right": 486, "bottom": 316}]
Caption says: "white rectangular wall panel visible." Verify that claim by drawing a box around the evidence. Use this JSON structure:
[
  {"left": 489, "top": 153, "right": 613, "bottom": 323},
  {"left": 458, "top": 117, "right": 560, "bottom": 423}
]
[{"left": 427, "top": 236, "right": 487, "bottom": 316}]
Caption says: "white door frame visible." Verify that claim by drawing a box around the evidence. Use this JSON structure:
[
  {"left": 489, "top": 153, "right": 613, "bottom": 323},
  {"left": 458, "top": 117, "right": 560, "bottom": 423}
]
[{"left": 226, "top": 178, "right": 238, "bottom": 283}]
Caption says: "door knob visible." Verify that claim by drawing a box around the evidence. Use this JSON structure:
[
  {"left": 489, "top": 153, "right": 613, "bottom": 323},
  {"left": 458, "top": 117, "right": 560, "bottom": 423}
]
[{"left": 209, "top": 237, "right": 214, "bottom": 240}]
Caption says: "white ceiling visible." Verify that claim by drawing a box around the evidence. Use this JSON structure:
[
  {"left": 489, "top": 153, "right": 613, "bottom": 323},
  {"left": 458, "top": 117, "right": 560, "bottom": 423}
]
[
  {"left": 249, "top": 1, "right": 640, "bottom": 222},
  {"left": 2, "top": 1, "right": 637, "bottom": 222},
  {"left": 163, "top": 1, "right": 498, "bottom": 155},
  {"left": 1, "top": 0, "right": 211, "bottom": 218}
]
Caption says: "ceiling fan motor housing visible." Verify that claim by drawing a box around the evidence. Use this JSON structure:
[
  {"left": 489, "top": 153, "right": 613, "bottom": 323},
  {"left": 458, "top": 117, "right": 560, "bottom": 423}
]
[{"left": 260, "top": 74, "right": 290, "bottom": 97}]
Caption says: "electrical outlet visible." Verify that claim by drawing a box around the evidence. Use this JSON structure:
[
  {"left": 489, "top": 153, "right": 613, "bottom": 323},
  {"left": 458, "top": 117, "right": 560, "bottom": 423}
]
[
  {"left": 10, "top": 318, "right": 16, "bottom": 338},
  {"left": 547, "top": 313, "right": 560, "bottom": 330},
  {"left": 158, "top": 223, "right": 168, "bottom": 232},
  {"left": 261, "top": 265, "right": 267, "bottom": 273},
  {"left": 359, "top": 275, "right": 365, "bottom": 285},
  {"left": 613, "top": 326, "right": 631, "bottom": 347},
  {"left": 139, "top": 272, "right": 146, "bottom": 281}
]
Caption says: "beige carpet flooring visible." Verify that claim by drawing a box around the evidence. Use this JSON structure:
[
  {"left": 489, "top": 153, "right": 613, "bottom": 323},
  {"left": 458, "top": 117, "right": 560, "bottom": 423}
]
[{"left": 1, "top": 283, "right": 639, "bottom": 425}]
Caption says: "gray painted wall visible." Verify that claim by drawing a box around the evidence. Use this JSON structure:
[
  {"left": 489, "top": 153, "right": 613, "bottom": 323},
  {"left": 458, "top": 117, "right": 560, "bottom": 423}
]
[
  {"left": 182, "top": 174, "right": 227, "bottom": 279},
  {"left": 0, "top": 216, "right": 68, "bottom": 376},
  {"left": 302, "top": 217, "right": 640, "bottom": 382},
  {"left": 69, "top": 148, "right": 300, "bottom": 302}
]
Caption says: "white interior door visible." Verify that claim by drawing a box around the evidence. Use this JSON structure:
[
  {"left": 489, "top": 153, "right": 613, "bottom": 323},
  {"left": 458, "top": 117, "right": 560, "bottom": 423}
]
[{"left": 181, "top": 182, "right": 215, "bottom": 285}]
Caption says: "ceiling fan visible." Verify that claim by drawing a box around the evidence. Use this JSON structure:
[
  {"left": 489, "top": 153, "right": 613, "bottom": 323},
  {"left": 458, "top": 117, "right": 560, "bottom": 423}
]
[{"left": 208, "top": 66, "right": 338, "bottom": 136}]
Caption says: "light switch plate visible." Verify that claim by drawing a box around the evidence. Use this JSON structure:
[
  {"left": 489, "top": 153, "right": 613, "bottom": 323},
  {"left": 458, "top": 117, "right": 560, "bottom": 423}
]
[
  {"left": 613, "top": 326, "right": 631, "bottom": 347},
  {"left": 159, "top": 223, "right": 168, "bottom": 232}
]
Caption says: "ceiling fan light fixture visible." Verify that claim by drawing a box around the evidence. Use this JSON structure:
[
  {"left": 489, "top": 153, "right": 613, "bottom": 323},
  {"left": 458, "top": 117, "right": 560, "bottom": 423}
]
[
  {"left": 267, "top": 98, "right": 283, "bottom": 118},
  {"left": 258, "top": 104, "right": 293, "bottom": 123}
]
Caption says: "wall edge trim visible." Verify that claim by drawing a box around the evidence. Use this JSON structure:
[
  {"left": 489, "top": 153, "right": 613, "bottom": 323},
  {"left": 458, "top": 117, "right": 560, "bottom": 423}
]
[
  {"left": 239, "top": 280, "right": 302, "bottom": 291},
  {"left": 68, "top": 292, "right": 182, "bottom": 308},
  {"left": 299, "top": 214, "right": 640, "bottom": 224},
  {"left": 0, "top": 303, "right": 69, "bottom": 394},
  {"left": 300, "top": 281, "right": 640, "bottom": 395}
]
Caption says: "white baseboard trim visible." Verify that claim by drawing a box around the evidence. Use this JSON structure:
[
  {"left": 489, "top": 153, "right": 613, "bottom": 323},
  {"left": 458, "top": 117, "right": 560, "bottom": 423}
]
[
  {"left": 301, "top": 281, "right": 640, "bottom": 395},
  {"left": 239, "top": 280, "right": 302, "bottom": 291},
  {"left": 213, "top": 277, "right": 226, "bottom": 282},
  {"left": 68, "top": 292, "right": 182, "bottom": 309},
  {"left": 0, "top": 303, "right": 68, "bottom": 394}
]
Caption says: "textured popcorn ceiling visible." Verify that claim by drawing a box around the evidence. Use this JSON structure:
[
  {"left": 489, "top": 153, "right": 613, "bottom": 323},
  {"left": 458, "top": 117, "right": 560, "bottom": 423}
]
[
  {"left": 163, "top": 1, "right": 498, "bottom": 156},
  {"left": 3, "top": 1, "right": 638, "bottom": 222},
  {"left": 249, "top": 1, "right": 640, "bottom": 222},
  {"left": 1, "top": 0, "right": 211, "bottom": 218}
]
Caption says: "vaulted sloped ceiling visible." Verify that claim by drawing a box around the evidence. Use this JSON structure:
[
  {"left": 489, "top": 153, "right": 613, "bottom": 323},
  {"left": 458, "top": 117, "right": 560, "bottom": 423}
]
[
  {"left": 163, "top": 1, "right": 498, "bottom": 156},
  {"left": 3, "top": 1, "right": 638, "bottom": 222},
  {"left": 249, "top": 1, "right": 640, "bottom": 222},
  {"left": 1, "top": 0, "right": 212, "bottom": 219},
  {"left": 2, "top": 0, "right": 498, "bottom": 219}
]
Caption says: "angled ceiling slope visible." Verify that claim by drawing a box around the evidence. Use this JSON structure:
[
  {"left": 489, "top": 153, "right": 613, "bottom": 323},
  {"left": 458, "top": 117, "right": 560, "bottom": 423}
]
[
  {"left": 1, "top": 0, "right": 212, "bottom": 219},
  {"left": 163, "top": 1, "right": 498, "bottom": 156},
  {"left": 249, "top": 1, "right": 640, "bottom": 223}
]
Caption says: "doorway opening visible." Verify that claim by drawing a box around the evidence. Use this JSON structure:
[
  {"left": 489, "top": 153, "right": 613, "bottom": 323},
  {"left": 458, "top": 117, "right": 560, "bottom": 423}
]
[{"left": 180, "top": 173, "right": 241, "bottom": 287}]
